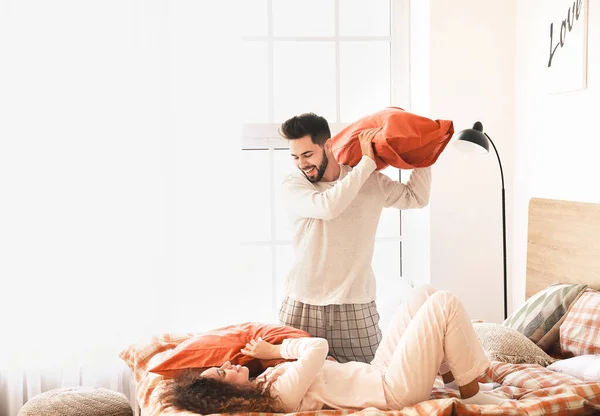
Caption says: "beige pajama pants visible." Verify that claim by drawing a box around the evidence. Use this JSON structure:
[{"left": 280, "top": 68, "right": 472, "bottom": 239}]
[{"left": 370, "top": 285, "right": 490, "bottom": 409}]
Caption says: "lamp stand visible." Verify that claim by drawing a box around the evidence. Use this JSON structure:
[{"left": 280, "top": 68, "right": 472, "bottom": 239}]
[{"left": 485, "top": 133, "right": 508, "bottom": 320}]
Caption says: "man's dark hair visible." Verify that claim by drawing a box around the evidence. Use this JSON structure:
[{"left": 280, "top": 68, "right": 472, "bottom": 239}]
[{"left": 279, "top": 113, "right": 331, "bottom": 146}]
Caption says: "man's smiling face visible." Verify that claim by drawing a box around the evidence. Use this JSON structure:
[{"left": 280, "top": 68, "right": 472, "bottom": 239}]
[{"left": 289, "top": 135, "right": 329, "bottom": 183}]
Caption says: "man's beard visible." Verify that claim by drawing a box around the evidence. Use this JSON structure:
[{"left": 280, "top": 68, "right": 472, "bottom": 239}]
[{"left": 302, "top": 149, "right": 329, "bottom": 183}]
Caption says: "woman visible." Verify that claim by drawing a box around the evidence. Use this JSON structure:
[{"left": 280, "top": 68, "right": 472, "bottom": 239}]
[{"left": 159, "top": 285, "right": 509, "bottom": 413}]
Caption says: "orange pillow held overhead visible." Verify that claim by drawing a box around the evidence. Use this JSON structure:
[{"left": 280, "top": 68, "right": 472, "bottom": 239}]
[
  {"left": 332, "top": 107, "right": 454, "bottom": 170},
  {"left": 148, "top": 322, "right": 310, "bottom": 378}
]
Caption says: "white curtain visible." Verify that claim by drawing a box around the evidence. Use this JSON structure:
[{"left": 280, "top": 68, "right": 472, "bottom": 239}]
[{"left": 0, "top": 1, "right": 247, "bottom": 415}]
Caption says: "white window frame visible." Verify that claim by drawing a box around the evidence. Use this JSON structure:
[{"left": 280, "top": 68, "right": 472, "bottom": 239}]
[
  {"left": 242, "top": 0, "right": 410, "bottom": 149},
  {"left": 241, "top": 0, "right": 411, "bottom": 312}
]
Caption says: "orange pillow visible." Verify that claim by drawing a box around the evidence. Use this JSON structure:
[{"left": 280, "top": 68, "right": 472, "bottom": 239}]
[
  {"left": 147, "top": 322, "right": 310, "bottom": 378},
  {"left": 332, "top": 107, "right": 454, "bottom": 170}
]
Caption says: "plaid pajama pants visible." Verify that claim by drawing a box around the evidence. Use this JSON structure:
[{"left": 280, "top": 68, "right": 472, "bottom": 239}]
[{"left": 278, "top": 296, "right": 383, "bottom": 363}]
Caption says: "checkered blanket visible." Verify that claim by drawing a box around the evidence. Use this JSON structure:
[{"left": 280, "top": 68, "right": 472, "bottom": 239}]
[{"left": 121, "top": 334, "right": 600, "bottom": 416}]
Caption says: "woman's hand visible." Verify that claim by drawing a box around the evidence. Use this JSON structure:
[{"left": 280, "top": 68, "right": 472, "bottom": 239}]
[{"left": 241, "top": 337, "right": 282, "bottom": 360}]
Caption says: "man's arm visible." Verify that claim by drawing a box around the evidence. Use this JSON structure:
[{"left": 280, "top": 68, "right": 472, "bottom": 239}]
[
  {"left": 281, "top": 156, "right": 376, "bottom": 220},
  {"left": 280, "top": 128, "right": 381, "bottom": 220},
  {"left": 377, "top": 167, "right": 432, "bottom": 209}
]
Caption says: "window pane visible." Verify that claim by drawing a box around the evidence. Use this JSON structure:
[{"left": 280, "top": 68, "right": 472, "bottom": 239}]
[
  {"left": 376, "top": 166, "right": 401, "bottom": 238},
  {"left": 372, "top": 241, "right": 403, "bottom": 329},
  {"left": 273, "top": 0, "right": 335, "bottom": 37},
  {"left": 275, "top": 245, "right": 294, "bottom": 314},
  {"left": 273, "top": 148, "right": 295, "bottom": 241},
  {"left": 339, "top": 0, "right": 391, "bottom": 36},
  {"left": 274, "top": 41, "right": 336, "bottom": 122},
  {"left": 372, "top": 241, "right": 401, "bottom": 282},
  {"left": 238, "top": 245, "right": 274, "bottom": 322},
  {"left": 241, "top": 0, "right": 269, "bottom": 36},
  {"left": 242, "top": 42, "right": 269, "bottom": 123},
  {"left": 340, "top": 41, "right": 390, "bottom": 122},
  {"left": 240, "top": 150, "right": 271, "bottom": 242}
]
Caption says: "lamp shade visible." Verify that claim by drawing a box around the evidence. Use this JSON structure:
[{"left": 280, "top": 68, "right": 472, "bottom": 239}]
[{"left": 454, "top": 121, "right": 489, "bottom": 154}]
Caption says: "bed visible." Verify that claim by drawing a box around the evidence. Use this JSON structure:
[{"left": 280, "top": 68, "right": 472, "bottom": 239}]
[{"left": 129, "top": 197, "right": 600, "bottom": 416}]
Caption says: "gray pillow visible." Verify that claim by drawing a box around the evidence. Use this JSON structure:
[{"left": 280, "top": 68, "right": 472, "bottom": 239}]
[
  {"left": 473, "top": 322, "right": 557, "bottom": 367},
  {"left": 503, "top": 283, "right": 587, "bottom": 347}
]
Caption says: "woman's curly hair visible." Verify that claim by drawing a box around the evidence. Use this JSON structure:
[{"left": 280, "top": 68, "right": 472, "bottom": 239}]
[{"left": 158, "top": 368, "right": 283, "bottom": 414}]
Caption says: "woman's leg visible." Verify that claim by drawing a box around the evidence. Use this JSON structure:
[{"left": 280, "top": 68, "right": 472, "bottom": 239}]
[
  {"left": 371, "top": 285, "right": 453, "bottom": 381},
  {"left": 370, "top": 284, "right": 437, "bottom": 369},
  {"left": 381, "top": 291, "right": 493, "bottom": 409}
]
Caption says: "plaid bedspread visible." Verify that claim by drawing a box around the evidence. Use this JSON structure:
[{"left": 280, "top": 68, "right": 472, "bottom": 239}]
[{"left": 121, "top": 334, "right": 600, "bottom": 416}]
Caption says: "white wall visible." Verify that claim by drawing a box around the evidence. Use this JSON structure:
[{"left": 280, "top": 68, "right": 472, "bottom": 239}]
[
  {"left": 512, "top": 0, "right": 600, "bottom": 308},
  {"left": 411, "top": 0, "right": 600, "bottom": 321},
  {"left": 409, "top": 0, "right": 516, "bottom": 323}
]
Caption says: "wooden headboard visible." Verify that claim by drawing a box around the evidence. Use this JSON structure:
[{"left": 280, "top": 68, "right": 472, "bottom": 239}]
[{"left": 526, "top": 198, "right": 600, "bottom": 299}]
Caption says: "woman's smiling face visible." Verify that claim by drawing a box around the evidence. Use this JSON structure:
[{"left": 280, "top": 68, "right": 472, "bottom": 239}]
[{"left": 202, "top": 361, "right": 251, "bottom": 385}]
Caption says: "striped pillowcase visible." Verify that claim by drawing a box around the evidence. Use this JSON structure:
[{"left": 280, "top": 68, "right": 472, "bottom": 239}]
[
  {"left": 560, "top": 288, "right": 600, "bottom": 357},
  {"left": 503, "top": 283, "right": 587, "bottom": 348}
]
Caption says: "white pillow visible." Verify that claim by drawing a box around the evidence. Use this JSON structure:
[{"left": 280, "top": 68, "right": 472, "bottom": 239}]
[{"left": 547, "top": 355, "right": 600, "bottom": 382}]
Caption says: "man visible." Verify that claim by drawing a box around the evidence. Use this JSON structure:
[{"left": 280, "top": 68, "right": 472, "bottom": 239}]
[{"left": 278, "top": 112, "right": 432, "bottom": 363}]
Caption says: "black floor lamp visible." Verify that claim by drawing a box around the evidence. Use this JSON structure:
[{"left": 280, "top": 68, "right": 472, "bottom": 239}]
[{"left": 454, "top": 122, "right": 508, "bottom": 320}]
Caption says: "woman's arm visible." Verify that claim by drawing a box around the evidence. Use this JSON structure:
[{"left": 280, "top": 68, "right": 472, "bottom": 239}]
[{"left": 242, "top": 337, "right": 329, "bottom": 412}]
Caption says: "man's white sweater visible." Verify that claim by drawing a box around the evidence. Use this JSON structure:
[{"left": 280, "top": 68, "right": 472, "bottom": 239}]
[{"left": 280, "top": 156, "right": 431, "bottom": 305}]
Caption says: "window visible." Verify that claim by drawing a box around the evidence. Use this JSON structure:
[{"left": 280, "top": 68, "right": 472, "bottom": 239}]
[{"left": 239, "top": 0, "right": 410, "bottom": 322}]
